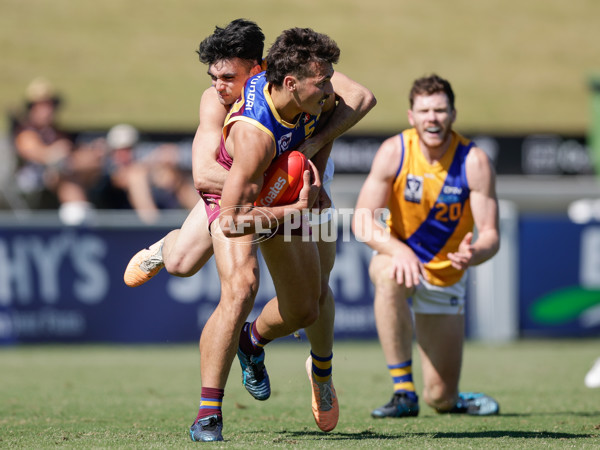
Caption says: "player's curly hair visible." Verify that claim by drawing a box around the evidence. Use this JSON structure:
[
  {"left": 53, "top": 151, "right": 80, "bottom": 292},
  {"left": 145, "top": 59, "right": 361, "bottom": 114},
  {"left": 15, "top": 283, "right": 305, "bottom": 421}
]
[
  {"left": 409, "top": 74, "right": 455, "bottom": 110},
  {"left": 266, "top": 28, "right": 340, "bottom": 86},
  {"left": 197, "top": 19, "right": 264, "bottom": 67}
]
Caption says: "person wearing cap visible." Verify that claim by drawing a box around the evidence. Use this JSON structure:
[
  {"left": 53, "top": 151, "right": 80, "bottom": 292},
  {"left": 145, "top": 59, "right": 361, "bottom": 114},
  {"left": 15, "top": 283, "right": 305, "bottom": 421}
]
[
  {"left": 12, "top": 77, "right": 77, "bottom": 208},
  {"left": 105, "top": 123, "right": 196, "bottom": 223},
  {"left": 12, "top": 77, "right": 107, "bottom": 223}
]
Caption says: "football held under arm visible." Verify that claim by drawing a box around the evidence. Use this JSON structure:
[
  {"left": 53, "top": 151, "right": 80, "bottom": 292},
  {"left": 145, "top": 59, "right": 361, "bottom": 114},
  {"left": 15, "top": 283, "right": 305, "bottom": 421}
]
[{"left": 218, "top": 121, "right": 317, "bottom": 237}]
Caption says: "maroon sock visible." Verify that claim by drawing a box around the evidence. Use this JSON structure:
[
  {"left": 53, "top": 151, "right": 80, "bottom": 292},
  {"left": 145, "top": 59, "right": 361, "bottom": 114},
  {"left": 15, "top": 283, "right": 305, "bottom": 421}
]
[
  {"left": 238, "top": 320, "right": 271, "bottom": 356},
  {"left": 195, "top": 387, "right": 224, "bottom": 421}
]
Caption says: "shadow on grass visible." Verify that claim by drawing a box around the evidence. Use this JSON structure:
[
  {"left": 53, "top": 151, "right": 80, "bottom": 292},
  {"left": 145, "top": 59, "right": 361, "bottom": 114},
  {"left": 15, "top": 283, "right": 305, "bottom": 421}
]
[
  {"left": 499, "top": 412, "right": 600, "bottom": 417},
  {"left": 275, "top": 429, "right": 595, "bottom": 440},
  {"left": 411, "top": 431, "right": 594, "bottom": 439}
]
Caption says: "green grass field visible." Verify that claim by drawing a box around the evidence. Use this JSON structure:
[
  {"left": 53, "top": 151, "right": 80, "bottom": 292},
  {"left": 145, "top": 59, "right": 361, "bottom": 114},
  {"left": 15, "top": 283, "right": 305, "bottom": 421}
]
[
  {"left": 2, "top": 339, "right": 600, "bottom": 448},
  {"left": 2, "top": 0, "right": 599, "bottom": 134}
]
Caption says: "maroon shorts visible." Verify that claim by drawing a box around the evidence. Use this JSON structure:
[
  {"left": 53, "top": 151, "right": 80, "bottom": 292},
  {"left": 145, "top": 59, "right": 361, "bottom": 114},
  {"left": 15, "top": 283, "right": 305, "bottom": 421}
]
[
  {"left": 200, "top": 191, "right": 310, "bottom": 238},
  {"left": 199, "top": 192, "right": 221, "bottom": 228}
]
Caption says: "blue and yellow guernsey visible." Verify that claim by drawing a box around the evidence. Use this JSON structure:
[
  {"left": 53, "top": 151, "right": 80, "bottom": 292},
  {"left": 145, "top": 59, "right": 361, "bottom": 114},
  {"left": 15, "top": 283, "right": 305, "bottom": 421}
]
[
  {"left": 386, "top": 128, "right": 474, "bottom": 287},
  {"left": 216, "top": 72, "right": 320, "bottom": 170}
]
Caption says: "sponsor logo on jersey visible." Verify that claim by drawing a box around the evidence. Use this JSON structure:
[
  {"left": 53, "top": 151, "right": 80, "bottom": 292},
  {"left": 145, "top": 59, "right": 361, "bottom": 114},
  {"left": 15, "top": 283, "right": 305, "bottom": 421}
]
[
  {"left": 440, "top": 184, "right": 464, "bottom": 203},
  {"left": 443, "top": 185, "right": 463, "bottom": 195},
  {"left": 405, "top": 174, "right": 423, "bottom": 203},
  {"left": 278, "top": 132, "right": 293, "bottom": 152},
  {"left": 246, "top": 76, "right": 260, "bottom": 109}
]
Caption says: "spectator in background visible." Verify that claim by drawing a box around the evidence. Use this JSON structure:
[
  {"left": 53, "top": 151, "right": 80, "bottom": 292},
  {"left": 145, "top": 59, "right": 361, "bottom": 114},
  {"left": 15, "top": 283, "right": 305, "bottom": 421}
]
[
  {"left": 10, "top": 78, "right": 196, "bottom": 224},
  {"left": 105, "top": 124, "right": 197, "bottom": 223},
  {"left": 13, "top": 78, "right": 81, "bottom": 206},
  {"left": 11, "top": 77, "right": 105, "bottom": 223}
]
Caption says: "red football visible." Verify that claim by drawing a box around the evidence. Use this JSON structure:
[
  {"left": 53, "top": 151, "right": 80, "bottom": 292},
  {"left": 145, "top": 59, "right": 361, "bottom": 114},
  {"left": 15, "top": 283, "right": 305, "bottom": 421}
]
[{"left": 255, "top": 151, "right": 308, "bottom": 207}]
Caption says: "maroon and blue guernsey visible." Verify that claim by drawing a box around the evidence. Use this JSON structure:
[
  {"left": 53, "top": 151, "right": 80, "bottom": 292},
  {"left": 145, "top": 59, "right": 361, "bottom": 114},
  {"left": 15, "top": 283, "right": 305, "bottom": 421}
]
[{"left": 202, "top": 71, "right": 320, "bottom": 223}]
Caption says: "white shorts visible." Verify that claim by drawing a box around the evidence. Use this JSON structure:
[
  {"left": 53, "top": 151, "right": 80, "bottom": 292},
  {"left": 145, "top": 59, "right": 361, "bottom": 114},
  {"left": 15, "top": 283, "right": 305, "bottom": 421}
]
[
  {"left": 411, "top": 273, "right": 467, "bottom": 315},
  {"left": 309, "top": 158, "right": 335, "bottom": 226},
  {"left": 322, "top": 157, "right": 334, "bottom": 204}
]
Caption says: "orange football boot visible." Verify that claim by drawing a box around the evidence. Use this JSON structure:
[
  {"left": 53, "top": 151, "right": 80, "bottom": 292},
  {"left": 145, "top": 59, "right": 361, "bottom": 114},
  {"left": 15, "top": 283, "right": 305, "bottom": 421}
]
[
  {"left": 123, "top": 239, "right": 165, "bottom": 287},
  {"left": 305, "top": 356, "right": 339, "bottom": 432}
]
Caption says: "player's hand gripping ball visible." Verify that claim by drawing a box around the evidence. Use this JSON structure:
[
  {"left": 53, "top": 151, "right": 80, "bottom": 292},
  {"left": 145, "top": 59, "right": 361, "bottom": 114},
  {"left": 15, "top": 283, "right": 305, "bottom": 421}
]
[{"left": 255, "top": 151, "right": 308, "bottom": 207}]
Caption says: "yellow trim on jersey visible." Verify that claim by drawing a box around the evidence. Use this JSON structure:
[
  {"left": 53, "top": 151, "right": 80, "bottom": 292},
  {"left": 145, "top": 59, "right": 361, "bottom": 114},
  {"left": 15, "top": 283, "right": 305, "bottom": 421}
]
[
  {"left": 227, "top": 116, "right": 276, "bottom": 145},
  {"left": 386, "top": 128, "right": 474, "bottom": 287},
  {"left": 262, "top": 82, "right": 297, "bottom": 129}
]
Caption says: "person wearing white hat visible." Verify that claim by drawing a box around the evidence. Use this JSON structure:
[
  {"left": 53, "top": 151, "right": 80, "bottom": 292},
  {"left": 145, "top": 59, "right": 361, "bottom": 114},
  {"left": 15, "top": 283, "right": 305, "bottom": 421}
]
[
  {"left": 106, "top": 124, "right": 139, "bottom": 150},
  {"left": 104, "top": 123, "right": 196, "bottom": 224}
]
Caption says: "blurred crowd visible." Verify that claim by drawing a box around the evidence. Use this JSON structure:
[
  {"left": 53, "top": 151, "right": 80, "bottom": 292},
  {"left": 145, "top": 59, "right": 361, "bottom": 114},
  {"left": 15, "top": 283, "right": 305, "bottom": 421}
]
[{"left": 1, "top": 77, "right": 197, "bottom": 224}]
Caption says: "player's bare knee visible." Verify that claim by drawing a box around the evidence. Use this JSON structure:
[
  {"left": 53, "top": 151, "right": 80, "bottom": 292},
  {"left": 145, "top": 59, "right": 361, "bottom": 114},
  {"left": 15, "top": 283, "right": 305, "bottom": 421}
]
[
  {"left": 369, "top": 255, "right": 389, "bottom": 277},
  {"left": 294, "top": 308, "right": 319, "bottom": 329},
  {"left": 303, "top": 304, "right": 320, "bottom": 327},
  {"left": 228, "top": 284, "right": 258, "bottom": 306},
  {"left": 218, "top": 281, "right": 257, "bottom": 322},
  {"left": 370, "top": 268, "right": 395, "bottom": 290},
  {"left": 285, "top": 300, "right": 320, "bottom": 329},
  {"left": 164, "top": 253, "right": 191, "bottom": 277},
  {"left": 222, "top": 275, "right": 259, "bottom": 307}
]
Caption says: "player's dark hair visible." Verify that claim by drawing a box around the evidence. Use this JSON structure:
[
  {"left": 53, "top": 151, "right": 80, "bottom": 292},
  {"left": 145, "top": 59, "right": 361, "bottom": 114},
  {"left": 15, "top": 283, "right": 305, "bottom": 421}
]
[
  {"left": 197, "top": 19, "right": 264, "bottom": 67},
  {"left": 265, "top": 28, "right": 340, "bottom": 86},
  {"left": 409, "top": 74, "right": 455, "bottom": 110}
]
